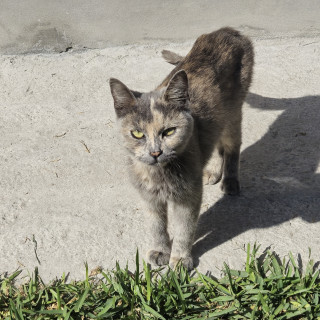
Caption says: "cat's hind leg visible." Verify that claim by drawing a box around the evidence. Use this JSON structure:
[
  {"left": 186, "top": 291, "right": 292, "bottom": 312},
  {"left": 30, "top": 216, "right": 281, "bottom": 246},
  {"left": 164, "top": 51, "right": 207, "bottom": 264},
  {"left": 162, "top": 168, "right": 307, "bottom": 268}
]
[
  {"left": 220, "top": 120, "right": 241, "bottom": 195},
  {"left": 146, "top": 200, "right": 171, "bottom": 266}
]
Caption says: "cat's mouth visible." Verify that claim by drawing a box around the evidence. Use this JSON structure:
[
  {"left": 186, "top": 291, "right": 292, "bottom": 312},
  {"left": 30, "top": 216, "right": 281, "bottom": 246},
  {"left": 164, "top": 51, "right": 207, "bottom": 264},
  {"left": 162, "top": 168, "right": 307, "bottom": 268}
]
[
  {"left": 149, "top": 153, "right": 177, "bottom": 166},
  {"left": 139, "top": 153, "right": 176, "bottom": 166},
  {"left": 149, "top": 157, "right": 166, "bottom": 166}
]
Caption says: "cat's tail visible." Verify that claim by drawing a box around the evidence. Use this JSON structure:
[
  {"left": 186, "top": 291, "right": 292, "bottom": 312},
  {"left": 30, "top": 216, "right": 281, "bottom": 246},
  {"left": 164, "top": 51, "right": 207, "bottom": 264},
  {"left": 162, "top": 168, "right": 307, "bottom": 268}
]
[{"left": 161, "top": 50, "right": 184, "bottom": 66}]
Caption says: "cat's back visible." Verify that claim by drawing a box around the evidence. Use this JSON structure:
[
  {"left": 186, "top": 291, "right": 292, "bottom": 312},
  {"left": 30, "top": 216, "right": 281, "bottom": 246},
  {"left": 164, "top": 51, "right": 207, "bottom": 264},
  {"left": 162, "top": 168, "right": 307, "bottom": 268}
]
[
  {"left": 184, "top": 27, "right": 253, "bottom": 99},
  {"left": 184, "top": 27, "right": 252, "bottom": 70},
  {"left": 160, "top": 27, "right": 254, "bottom": 111}
]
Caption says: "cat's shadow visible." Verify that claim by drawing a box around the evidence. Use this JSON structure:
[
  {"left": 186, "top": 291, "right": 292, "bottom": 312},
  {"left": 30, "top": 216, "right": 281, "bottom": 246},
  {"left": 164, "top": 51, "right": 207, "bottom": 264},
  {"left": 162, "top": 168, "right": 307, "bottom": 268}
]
[{"left": 193, "top": 93, "right": 320, "bottom": 265}]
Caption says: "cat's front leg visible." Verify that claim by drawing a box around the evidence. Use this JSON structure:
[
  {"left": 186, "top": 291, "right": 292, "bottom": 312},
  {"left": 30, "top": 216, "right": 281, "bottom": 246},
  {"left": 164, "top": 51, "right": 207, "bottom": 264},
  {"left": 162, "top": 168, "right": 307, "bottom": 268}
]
[
  {"left": 203, "top": 145, "right": 224, "bottom": 185},
  {"left": 145, "top": 199, "right": 171, "bottom": 266},
  {"left": 169, "top": 197, "right": 201, "bottom": 270}
]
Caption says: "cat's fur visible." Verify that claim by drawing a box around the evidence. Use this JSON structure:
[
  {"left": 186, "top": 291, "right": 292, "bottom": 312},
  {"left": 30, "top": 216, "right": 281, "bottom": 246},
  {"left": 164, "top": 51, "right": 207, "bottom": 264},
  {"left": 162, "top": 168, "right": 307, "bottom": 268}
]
[{"left": 109, "top": 27, "right": 254, "bottom": 269}]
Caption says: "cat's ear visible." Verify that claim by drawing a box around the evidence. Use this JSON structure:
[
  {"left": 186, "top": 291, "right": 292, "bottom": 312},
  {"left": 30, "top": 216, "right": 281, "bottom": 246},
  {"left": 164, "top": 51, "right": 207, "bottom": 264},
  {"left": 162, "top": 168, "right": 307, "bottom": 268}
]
[
  {"left": 109, "top": 78, "right": 137, "bottom": 117},
  {"left": 164, "top": 70, "right": 189, "bottom": 106}
]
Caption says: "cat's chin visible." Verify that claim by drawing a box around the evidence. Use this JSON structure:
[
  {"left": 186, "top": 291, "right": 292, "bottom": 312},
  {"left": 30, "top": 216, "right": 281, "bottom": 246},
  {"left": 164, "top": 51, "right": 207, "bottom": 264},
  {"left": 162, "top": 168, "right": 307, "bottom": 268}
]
[
  {"left": 147, "top": 159, "right": 169, "bottom": 167},
  {"left": 138, "top": 157, "right": 172, "bottom": 167}
]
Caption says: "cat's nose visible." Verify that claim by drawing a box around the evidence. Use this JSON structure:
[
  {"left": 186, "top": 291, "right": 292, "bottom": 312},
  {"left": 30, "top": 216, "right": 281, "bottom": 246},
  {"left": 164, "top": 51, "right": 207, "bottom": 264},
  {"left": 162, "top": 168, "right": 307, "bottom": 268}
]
[{"left": 150, "top": 150, "right": 162, "bottom": 158}]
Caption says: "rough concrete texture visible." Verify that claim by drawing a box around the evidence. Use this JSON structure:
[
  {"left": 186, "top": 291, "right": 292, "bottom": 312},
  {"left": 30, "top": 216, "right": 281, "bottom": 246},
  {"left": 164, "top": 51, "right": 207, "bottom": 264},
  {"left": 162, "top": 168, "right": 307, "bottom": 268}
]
[
  {"left": 1, "top": 34, "right": 319, "bottom": 281},
  {"left": 1, "top": 0, "right": 320, "bottom": 54}
]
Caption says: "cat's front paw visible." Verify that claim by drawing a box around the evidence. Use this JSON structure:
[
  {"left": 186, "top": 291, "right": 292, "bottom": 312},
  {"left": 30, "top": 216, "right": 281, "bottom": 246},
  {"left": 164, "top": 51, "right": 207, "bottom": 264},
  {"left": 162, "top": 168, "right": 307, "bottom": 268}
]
[
  {"left": 147, "top": 250, "right": 170, "bottom": 266},
  {"left": 203, "top": 169, "right": 222, "bottom": 185},
  {"left": 169, "top": 256, "right": 193, "bottom": 271},
  {"left": 221, "top": 177, "right": 240, "bottom": 195}
]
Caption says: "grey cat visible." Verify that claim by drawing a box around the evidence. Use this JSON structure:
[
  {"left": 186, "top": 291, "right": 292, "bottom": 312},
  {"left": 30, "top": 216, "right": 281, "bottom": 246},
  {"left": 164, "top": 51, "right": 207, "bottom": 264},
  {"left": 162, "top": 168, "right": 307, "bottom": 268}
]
[{"left": 109, "top": 27, "right": 254, "bottom": 269}]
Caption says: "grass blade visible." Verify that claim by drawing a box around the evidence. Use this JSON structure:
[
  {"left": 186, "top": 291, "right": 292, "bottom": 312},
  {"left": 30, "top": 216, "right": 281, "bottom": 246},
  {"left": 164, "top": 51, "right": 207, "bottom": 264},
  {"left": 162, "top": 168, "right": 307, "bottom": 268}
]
[
  {"left": 143, "top": 303, "right": 166, "bottom": 320},
  {"left": 135, "top": 249, "right": 140, "bottom": 286},
  {"left": 207, "top": 306, "right": 237, "bottom": 318},
  {"left": 246, "top": 243, "right": 251, "bottom": 273},
  {"left": 143, "top": 260, "right": 151, "bottom": 303},
  {"left": 97, "top": 296, "right": 116, "bottom": 317},
  {"left": 74, "top": 287, "right": 90, "bottom": 312}
]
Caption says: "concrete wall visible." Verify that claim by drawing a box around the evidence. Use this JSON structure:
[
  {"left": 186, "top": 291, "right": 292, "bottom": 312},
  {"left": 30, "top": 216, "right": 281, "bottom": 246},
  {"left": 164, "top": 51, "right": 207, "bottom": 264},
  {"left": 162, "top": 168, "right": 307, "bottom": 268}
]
[{"left": 1, "top": 0, "right": 320, "bottom": 54}]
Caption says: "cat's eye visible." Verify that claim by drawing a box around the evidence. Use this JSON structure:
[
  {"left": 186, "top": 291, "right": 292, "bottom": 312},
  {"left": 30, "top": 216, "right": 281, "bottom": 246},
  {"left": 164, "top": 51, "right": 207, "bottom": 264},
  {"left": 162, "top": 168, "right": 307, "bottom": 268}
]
[
  {"left": 131, "top": 130, "right": 145, "bottom": 139},
  {"left": 163, "top": 127, "right": 176, "bottom": 137}
]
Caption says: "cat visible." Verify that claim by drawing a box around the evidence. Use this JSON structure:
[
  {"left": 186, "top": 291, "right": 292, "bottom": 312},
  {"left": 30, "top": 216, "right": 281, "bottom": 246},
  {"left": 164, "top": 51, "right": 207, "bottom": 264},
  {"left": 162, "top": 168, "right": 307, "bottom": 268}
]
[{"left": 109, "top": 27, "right": 254, "bottom": 270}]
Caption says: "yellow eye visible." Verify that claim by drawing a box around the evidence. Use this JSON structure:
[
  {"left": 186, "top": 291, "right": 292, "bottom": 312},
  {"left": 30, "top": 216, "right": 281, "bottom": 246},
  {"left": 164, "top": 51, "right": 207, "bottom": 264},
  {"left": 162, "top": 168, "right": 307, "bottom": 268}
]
[
  {"left": 163, "top": 128, "right": 176, "bottom": 136},
  {"left": 131, "top": 130, "right": 144, "bottom": 139}
]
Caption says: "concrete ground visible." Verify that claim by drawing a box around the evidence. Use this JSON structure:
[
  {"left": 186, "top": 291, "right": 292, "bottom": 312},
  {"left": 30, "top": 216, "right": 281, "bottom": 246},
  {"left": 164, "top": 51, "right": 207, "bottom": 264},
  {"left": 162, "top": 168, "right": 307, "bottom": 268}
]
[
  {"left": 1, "top": 36, "right": 319, "bottom": 282},
  {"left": 1, "top": 1, "right": 320, "bottom": 282},
  {"left": 1, "top": 0, "right": 320, "bottom": 54}
]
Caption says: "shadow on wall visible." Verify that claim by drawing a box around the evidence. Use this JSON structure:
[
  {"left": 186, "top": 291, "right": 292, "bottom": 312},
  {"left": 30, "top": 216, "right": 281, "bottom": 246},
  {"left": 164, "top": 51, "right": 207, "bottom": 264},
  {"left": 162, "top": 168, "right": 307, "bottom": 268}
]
[{"left": 193, "top": 93, "right": 320, "bottom": 264}]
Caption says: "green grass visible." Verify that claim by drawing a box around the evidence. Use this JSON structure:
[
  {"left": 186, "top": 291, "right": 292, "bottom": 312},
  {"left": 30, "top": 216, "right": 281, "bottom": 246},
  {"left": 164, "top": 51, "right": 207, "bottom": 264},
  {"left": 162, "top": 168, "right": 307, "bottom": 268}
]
[{"left": 1, "top": 244, "right": 320, "bottom": 319}]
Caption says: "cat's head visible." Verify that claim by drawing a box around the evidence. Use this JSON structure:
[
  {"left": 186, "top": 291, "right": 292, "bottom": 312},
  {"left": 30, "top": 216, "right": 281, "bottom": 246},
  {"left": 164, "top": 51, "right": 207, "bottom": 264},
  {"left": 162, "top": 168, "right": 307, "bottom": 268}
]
[{"left": 109, "top": 70, "right": 194, "bottom": 166}]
